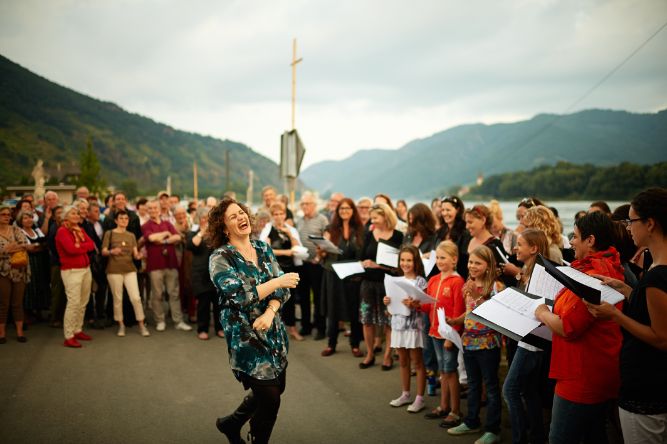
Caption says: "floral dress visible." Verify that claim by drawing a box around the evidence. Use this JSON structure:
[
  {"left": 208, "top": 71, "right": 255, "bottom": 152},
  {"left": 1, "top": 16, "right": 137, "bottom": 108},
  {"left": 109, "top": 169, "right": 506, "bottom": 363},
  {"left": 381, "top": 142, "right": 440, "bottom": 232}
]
[
  {"left": 209, "top": 240, "right": 290, "bottom": 382},
  {"left": 461, "top": 281, "right": 503, "bottom": 351}
]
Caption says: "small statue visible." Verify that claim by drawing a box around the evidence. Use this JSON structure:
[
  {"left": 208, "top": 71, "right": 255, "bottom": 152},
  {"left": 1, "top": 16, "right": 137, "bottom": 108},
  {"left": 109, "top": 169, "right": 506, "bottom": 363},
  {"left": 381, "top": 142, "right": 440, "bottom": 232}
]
[{"left": 32, "top": 159, "right": 46, "bottom": 199}]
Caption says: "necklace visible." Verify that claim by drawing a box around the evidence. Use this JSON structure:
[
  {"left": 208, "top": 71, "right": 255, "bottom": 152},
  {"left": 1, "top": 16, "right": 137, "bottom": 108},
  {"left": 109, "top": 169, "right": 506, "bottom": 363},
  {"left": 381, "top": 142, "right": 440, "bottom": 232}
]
[{"left": 237, "top": 243, "right": 257, "bottom": 264}]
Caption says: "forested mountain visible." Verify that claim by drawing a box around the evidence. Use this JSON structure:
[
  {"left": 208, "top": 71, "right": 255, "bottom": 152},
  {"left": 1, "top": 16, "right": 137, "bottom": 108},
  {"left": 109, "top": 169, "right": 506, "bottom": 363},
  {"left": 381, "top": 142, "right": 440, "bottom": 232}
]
[
  {"left": 301, "top": 108, "right": 667, "bottom": 199},
  {"left": 470, "top": 161, "right": 667, "bottom": 200},
  {"left": 0, "top": 54, "right": 282, "bottom": 197}
]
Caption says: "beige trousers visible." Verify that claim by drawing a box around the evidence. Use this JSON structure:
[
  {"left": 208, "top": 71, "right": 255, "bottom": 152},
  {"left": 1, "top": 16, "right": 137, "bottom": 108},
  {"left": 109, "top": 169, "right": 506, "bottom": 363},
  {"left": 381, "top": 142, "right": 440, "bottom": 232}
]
[
  {"left": 149, "top": 268, "right": 182, "bottom": 323},
  {"left": 107, "top": 272, "right": 145, "bottom": 322},
  {"left": 61, "top": 268, "right": 92, "bottom": 339}
]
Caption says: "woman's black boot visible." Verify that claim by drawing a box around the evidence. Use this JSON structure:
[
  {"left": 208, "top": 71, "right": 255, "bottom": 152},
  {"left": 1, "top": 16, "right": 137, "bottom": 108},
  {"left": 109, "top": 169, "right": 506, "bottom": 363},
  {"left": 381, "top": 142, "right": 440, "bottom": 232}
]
[{"left": 216, "top": 394, "right": 257, "bottom": 444}]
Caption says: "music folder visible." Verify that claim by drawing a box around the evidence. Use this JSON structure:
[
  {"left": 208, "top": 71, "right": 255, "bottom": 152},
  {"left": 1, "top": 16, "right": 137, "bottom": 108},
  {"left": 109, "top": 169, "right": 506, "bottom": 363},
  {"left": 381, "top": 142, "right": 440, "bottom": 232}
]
[{"left": 536, "top": 254, "right": 601, "bottom": 304}]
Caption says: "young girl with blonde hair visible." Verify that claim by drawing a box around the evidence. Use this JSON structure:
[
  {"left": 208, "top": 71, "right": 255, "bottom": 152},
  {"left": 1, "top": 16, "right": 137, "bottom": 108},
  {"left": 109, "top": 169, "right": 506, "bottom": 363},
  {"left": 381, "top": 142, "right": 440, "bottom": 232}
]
[{"left": 448, "top": 245, "right": 504, "bottom": 444}]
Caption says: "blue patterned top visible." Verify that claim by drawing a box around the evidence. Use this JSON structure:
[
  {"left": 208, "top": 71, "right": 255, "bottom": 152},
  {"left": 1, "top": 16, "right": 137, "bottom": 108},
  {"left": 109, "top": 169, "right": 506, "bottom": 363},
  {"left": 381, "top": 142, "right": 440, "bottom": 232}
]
[{"left": 210, "top": 240, "right": 290, "bottom": 381}]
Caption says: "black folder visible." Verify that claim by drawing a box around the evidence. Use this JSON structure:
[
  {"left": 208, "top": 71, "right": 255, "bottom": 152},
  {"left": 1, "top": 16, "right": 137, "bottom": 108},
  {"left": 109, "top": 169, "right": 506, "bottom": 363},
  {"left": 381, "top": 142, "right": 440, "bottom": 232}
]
[{"left": 536, "top": 254, "right": 601, "bottom": 305}]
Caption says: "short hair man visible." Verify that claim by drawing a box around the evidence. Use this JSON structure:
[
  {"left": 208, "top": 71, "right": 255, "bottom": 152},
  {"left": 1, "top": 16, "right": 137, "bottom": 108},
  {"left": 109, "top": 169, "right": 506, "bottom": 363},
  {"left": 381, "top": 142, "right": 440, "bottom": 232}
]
[
  {"left": 141, "top": 200, "right": 191, "bottom": 332},
  {"left": 295, "top": 192, "right": 329, "bottom": 338}
]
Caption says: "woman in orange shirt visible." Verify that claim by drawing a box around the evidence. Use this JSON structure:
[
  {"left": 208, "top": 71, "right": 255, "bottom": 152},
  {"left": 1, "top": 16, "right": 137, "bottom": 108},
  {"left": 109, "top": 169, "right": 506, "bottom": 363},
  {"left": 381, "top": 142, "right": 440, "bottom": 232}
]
[{"left": 534, "top": 212, "right": 624, "bottom": 444}]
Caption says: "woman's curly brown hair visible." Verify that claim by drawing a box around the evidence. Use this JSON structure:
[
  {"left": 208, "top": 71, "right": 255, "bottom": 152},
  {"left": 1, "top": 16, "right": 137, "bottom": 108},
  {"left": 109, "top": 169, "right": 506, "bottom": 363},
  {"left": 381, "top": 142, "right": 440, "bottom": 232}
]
[{"left": 207, "top": 198, "right": 254, "bottom": 249}]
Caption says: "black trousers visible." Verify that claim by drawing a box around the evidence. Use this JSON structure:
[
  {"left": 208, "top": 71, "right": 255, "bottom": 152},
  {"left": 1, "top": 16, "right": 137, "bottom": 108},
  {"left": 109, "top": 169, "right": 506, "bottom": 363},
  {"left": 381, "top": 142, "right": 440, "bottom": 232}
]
[
  {"left": 295, "top": 262, "right": 324, "bottom": 334},
  {"left": 196, "top": 290, "right": 222, "bottom": 333},
  {"left": 240, "top": 369, "right": 287, "bottom": 443},
  {"left": 326, "top": 279, "right": 362, "bottom": 349}
]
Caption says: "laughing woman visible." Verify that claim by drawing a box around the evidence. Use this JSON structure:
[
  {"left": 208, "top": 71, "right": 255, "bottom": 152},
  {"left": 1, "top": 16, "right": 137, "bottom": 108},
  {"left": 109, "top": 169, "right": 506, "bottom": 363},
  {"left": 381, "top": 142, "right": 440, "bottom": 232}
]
[{"left": 209, "top": 199, "right": 300, "bottom": 444}]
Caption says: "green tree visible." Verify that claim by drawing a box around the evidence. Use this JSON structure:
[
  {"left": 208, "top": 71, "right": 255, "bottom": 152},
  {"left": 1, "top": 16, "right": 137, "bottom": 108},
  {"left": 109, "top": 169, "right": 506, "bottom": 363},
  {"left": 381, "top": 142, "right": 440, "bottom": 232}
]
[{"left": 78, "top": 136, "right": 106, "bottom": 195}]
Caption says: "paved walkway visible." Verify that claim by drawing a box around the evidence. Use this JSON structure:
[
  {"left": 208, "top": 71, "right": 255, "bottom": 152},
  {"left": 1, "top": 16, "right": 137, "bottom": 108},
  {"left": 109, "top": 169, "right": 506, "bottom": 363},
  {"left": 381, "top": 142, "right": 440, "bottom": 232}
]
[{"left": 1, "top": 321, "right": 509, "bottom": 443}]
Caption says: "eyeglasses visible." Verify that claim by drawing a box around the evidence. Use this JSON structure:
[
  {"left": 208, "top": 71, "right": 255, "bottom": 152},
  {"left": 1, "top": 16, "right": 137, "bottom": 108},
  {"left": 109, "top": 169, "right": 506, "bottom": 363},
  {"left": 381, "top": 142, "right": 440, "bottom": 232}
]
[
  {"left": 338, "top": 206, "right": 353, "bottom": 211},
  {"left": 621, "top": 217, "right": 645, "bottom": 228},
  {"left": 357, "top": 205, "right": 370, "bottom": 210},
  {"left": 0, "top": 212, "right": 11, "bottom": 217}
]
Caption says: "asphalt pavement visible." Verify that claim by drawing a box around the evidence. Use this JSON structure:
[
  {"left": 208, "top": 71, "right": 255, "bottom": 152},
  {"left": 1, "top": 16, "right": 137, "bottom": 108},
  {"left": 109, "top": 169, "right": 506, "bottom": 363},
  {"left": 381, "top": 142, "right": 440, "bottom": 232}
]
[{"left": 0, "top": 321, "right": 510, "bottom": 444}]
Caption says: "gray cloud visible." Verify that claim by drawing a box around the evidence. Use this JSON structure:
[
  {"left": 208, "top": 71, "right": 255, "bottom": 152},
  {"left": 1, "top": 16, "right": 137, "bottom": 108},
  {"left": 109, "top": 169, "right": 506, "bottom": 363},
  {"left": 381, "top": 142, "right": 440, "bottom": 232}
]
[{"left": 1, "top": 0, "right": 666, "bottom": 167}]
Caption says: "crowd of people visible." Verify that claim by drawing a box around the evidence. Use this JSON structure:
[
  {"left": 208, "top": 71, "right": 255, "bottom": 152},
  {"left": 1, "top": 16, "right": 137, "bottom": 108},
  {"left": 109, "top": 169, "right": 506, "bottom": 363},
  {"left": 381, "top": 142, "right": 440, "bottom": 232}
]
[{"left": 1, "top": 184, "right": 666, "bottom": 444}]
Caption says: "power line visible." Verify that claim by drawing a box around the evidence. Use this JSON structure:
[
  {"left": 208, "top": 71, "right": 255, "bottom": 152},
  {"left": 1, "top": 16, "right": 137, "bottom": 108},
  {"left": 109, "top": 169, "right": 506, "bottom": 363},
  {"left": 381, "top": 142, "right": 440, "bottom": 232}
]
[
  {"left": 564, "top": 19, "right": 667, "bottom": 113},
  {"left": 512, "top": 18, "right": 667, "bottom": 155}
]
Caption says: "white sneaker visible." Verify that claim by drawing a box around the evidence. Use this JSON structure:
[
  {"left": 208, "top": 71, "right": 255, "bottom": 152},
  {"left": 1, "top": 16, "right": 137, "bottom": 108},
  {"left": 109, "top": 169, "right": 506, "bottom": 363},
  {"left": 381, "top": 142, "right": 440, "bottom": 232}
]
[
  {"left": 175, "top": 321, "right": 193, "bottom": 331},
  {"left": 139, "top": 325, "right": 150, "bottom": 337},
  {"left": 156, "top": 322, "right": 166, "bottom": 332},
  {"left": 117, "top": 325, "right": 126, "bottom": 337},
  {"left": 389, "top": 393, "right": 411, "bottom": 407},
  {"left": 407, "top": 397, "right": 425, "bottom": 413}
]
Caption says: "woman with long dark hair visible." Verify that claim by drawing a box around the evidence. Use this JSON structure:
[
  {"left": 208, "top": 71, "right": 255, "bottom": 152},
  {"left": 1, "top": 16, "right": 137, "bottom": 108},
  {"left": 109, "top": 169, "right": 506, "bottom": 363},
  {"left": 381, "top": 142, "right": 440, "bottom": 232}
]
[
  {"left": 209, "top": 199, "right": 299, "bottom": 444},
  {"left": 319, "top": 197, "right": 365, "bottom": 357},
  {"left": 436, "top": 196, "right": 470, "bottom": 279}
]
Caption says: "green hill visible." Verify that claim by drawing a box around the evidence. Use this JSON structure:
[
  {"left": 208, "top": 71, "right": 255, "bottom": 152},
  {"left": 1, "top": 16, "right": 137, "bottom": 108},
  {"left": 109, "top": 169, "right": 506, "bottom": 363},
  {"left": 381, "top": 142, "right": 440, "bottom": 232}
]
[
  {"left": 0, "top": 54, "right": 282, "bottom": 197},
  {"left": 301, "top": 108, "right": 667, "bottom": 199}
]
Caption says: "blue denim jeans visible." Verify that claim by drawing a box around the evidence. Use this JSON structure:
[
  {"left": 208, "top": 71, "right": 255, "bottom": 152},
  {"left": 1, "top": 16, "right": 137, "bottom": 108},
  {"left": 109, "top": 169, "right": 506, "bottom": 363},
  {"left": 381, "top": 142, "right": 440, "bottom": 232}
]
[
  {"left": 463, "top": 347, "right": 501, "bottom": 434},
  {"left": 550, "top": 394, "right": 609, "bottom": 444},
  {"left": 503, "top": 347, "right": 545, "bottom": 444},
  {"left": 421, "top": 313, "right": 438, "bottom": 373}
]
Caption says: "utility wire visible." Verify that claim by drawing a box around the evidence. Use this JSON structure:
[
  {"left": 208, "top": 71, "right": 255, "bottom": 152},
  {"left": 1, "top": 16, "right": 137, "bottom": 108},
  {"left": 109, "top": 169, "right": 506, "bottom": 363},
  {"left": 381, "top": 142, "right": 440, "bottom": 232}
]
[
  {"left": 564, "top": 19, "right": 667, "bottom": 113},
  {"left": 513, "top": 18, "right": 667, "bottom": 154}
]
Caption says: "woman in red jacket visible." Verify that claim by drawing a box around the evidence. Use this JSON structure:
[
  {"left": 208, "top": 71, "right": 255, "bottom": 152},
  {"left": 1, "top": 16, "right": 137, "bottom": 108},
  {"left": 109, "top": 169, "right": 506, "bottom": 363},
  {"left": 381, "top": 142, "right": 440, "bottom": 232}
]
[
  {"left": 56, "top": 205, "right": 96, "bottom": 348},
  {"left": 534, "top": 212, "right": 625, "bottom": 444}
]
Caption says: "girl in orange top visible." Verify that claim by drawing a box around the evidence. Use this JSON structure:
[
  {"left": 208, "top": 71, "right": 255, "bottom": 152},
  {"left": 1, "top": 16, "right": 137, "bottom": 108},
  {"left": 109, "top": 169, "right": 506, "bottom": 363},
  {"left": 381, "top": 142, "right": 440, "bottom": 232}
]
[
  {"left": 414, "top": 241, "right": 465, "bottom": 428},
  {"left": 534, "top": 212, "right": 624, "bottom": 444}
]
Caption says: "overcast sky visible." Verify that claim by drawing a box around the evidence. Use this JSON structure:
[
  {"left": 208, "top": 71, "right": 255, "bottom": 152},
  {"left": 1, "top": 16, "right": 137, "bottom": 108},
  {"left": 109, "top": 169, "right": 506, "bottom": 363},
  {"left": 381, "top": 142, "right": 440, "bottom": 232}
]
[{"left": 1, "top": 0, "right": 666, "bottom": 169}]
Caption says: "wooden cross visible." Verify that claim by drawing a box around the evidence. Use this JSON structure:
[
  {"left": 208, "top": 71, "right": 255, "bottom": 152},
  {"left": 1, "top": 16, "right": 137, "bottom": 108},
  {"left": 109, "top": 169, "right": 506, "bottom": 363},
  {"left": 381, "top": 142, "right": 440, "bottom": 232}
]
[{"left": 291, "top": 38, "right": 303, "bottom": 130}]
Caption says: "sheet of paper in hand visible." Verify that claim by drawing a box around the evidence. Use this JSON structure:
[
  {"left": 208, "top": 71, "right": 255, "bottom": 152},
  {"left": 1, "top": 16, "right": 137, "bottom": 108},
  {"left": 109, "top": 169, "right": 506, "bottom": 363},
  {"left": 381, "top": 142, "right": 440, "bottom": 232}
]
[
  {"left": 376, "top": 241, "right": 399, "bottom": 268},
  {"left": 307, "top": 235, "right": 343, "bottom": 254},
  {"left": 436, "top": 307, "right": 463, "bottom": 351},
  {"left": 331, "top": 261, "right": 365, "bottom": 280},
  {"left": 383, "top": 275, "right": 411, "bottom": 316},
  {"left": 469, "top": 287, "right": 547, "bottom": 342},
  {"left": 422, "top": 250, "right": 437, "bottom": 276}
]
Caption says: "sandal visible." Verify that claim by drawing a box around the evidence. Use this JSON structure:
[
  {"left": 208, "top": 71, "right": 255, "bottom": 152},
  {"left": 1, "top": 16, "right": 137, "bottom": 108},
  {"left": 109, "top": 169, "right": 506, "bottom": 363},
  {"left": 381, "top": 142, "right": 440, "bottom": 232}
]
[
  {"left": 424, "top": 406, "right": 450, "bottom": 419},
  {"left": 439, "top": 413, "right": 462, "bottom": 428}
]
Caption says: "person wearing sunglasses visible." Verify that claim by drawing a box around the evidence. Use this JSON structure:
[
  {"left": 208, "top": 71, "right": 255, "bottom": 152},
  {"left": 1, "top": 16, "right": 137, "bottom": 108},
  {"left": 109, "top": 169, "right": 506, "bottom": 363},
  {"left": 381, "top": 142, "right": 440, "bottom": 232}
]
[{"left": 515, "top": 197, "right": 544, "bottom": 234}]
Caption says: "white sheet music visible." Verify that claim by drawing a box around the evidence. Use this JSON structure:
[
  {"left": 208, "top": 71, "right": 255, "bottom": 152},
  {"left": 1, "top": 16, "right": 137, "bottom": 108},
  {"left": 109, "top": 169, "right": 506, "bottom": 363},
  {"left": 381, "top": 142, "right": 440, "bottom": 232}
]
[
  {"left": 376, "top": 242, "right": 399, "bottom": 268},
  {"left": 493, "top": 288, "right": 546, "bottom": 320},
  {"left": 422, "top": 250, "right": 437, "bottom": 276},
  {"left": 555, "top": 266, "right": 625, "bottom": 305},
  {"left": 437, "top": 307, "right": 463, "bottom": 351},
  {"left": 527, "top": 263, "right": 564, "bottom": 301},
  {"left": 474, "top": 300, "right": 542, "bottom": 337},
  {"left": 309, "top": 237, "right": 343, "bottom": 254},
  {"left": 331, "top": 261, "right": 365, "bottom": 280},
  {"left": 383, "top": 275, "right": 411, "bottom": 316},
  {"left": 395, "top": 280, "right": 435, "bottom": 303}
]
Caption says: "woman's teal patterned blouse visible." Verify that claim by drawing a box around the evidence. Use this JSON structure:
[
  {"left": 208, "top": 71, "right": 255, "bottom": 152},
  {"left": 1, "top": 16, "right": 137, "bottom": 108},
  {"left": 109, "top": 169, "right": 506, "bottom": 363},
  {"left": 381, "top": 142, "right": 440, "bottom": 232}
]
[{"left": 210, "top": 240, "right": 290, "bottom": 381}]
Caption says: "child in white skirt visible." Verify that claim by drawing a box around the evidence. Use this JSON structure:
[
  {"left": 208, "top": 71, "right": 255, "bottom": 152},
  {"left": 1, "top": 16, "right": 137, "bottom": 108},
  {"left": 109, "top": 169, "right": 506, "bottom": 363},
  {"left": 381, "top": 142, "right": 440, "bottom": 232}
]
[{"left": 383, "top": 245, "right": 428, "bottom": 413}]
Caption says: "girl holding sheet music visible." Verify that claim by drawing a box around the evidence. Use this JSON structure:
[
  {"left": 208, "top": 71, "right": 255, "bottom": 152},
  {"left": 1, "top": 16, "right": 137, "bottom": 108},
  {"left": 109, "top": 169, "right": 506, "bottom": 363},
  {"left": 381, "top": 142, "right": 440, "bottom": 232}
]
[
  {"left": 416, "top": 240, "right": 465, "bottom": 428},
  {"left": 447, "top": 245, "right": 505, "bottom": 444},
  {"left": 383, "top": 245, "right": 428, "bottom": 413},
  {"left": 502, "top": 229, "right": 550, "bottom": 444},
  {"left": 533, "top": 211, "right": 625, "bottom": 444}
]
